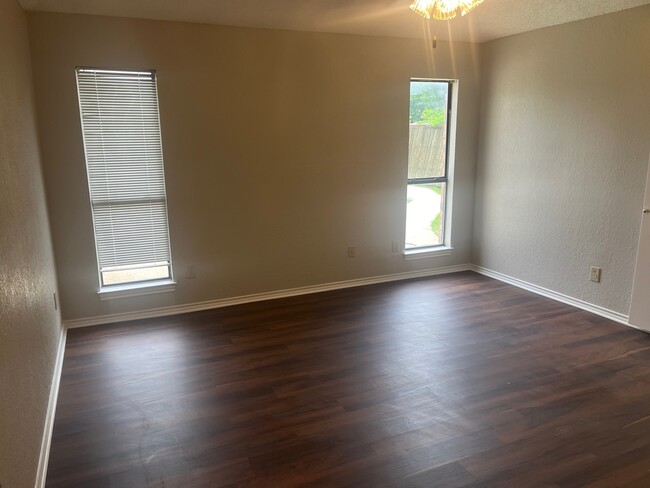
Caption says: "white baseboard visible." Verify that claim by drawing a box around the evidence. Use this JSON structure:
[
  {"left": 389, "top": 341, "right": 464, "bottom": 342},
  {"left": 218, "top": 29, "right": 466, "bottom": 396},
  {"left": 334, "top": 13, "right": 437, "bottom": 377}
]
[
  {"left": 61, "top": 260, "right": 632, "bottom": 332},
  {"left": 64, "top": 264, "right": 471, "bottom": 329},
  {"left": 469, "top": 264, "right": 629, "bottom": 325},
  {"left": 34, "top": 325, "right": 67, "bottom": 488}
]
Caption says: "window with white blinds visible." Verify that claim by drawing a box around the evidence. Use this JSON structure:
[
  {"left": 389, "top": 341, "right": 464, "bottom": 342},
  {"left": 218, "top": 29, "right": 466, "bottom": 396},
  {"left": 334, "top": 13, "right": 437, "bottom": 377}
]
[{"left": 76, "top": 68, "right": 173, "bottom": 289}]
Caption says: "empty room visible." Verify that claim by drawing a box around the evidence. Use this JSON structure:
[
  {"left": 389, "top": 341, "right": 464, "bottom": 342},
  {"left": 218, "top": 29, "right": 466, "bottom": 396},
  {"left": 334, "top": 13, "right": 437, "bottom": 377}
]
[{"left": 1, "top": 0, "right": 650, "bottom": 486}]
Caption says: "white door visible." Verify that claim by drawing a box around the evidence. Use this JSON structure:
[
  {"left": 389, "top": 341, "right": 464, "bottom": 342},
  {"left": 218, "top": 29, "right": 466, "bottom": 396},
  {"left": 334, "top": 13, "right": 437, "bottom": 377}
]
[{"left": 629, "top": 155, "right": 650, "bottom": 331}]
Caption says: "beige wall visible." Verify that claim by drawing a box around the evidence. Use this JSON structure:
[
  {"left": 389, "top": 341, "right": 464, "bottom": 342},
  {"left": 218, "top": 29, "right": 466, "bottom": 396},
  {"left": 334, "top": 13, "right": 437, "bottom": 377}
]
[
  {"left": 473, "top": 6, "right": 650, "bottom": 315},
  {"left": 27, "top": 12, "right": 482, "bottom": 321},
  {"left": 0, "top": 0, "right": 62, "bottom": 486}
]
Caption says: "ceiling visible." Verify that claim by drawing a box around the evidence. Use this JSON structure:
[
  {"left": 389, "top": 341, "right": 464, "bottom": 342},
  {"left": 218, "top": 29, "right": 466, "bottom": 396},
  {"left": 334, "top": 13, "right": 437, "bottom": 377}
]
[{"left": 18, "top": 0, "right": 650, "bottom": 42}]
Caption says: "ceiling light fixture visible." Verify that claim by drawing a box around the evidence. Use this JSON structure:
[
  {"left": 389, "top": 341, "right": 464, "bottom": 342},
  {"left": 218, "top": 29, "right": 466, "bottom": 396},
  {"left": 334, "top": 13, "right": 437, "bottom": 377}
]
[{"left": 409, "top": 0, "right": 485, "bottom": 20}]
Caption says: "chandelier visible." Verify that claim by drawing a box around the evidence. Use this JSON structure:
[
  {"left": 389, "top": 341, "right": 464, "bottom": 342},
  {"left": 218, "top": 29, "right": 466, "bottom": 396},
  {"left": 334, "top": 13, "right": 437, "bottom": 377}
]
[{"left": 409, "top": 0, "right": 485, "bottom": 20}]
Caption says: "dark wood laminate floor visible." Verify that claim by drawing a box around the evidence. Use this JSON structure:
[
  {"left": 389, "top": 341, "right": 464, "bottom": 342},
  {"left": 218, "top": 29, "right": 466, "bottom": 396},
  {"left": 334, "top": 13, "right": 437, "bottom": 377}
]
[{"left": 46, "top": 271, "right": 650, "bottom": 487}]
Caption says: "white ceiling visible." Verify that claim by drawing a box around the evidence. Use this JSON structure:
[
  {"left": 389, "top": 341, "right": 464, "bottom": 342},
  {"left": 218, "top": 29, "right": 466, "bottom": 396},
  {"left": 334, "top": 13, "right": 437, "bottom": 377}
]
[{"left": 18, "top": 0, "right": 650, "bottom": 42}]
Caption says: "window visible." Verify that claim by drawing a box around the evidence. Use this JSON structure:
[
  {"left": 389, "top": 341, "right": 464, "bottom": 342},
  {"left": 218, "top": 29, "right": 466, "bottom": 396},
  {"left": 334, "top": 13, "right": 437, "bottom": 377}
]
[
  {"left": 76, "top": 68, "right": 173, "bottom": 291},
  {"left": 405, "top": 79, "right": 454, "bottom": 251}
]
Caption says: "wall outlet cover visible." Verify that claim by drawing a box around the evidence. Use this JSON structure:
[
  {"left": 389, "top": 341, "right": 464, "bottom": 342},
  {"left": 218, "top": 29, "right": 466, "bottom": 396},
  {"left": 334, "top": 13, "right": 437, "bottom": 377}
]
[{"left": 590, "top": 266, "right": 601, "bottom": 283}]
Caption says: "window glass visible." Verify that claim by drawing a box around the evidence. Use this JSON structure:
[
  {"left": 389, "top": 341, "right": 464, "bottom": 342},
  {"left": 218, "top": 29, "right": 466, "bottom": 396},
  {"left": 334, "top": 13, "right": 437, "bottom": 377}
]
[
  {"left": 76, "top": 68, "right": 173, "bottom": 288},
  {"left": 406, "top": 80, "right": 451, "bottom": 250}
]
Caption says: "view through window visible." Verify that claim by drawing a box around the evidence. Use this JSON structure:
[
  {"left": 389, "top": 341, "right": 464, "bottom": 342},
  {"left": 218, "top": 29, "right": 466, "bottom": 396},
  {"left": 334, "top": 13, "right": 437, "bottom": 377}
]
[{"left": 406, "top": 80, "right": 452, "bottom": 249}]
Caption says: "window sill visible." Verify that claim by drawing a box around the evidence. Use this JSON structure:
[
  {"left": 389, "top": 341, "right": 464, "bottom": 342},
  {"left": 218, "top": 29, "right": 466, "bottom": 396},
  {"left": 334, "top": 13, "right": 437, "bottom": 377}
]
[
  {"left": 98, "top": 279, "right": 176, "bottom": 301},
  {"left": 404, "top": 246, "right": 453, "bottom": 260}
]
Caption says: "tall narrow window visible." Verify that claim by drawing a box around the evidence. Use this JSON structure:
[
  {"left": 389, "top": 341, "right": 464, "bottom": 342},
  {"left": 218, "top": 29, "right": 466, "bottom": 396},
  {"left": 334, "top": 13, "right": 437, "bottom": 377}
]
[
  {"left": 76, "top": 68, "right": 173, "bottom": 290},
  {"left": 405, "top": 80, "right": 453, "bottom": 250}
]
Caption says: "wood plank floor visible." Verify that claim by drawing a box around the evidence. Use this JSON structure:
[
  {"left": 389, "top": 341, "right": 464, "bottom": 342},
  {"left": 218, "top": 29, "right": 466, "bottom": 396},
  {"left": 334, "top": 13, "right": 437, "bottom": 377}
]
[{"left": 46, "top": 271, "right": 650, "bottom": 487}]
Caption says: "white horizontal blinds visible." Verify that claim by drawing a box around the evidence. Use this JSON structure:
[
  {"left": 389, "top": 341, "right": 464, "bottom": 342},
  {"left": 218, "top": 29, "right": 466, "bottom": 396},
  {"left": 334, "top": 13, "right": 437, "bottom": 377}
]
[{"left": 76, "top": 68, "right": 172, "bottom": 284}]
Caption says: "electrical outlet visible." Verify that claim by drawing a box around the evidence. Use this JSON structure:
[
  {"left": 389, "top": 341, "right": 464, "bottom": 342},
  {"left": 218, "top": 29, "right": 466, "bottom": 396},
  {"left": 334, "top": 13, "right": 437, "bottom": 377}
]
[
  {"left": 347, "top": 246, "right": 356, "bottom": 258},
  {"left": 186, "top": 265, "right": 196, "bottom": 279},
  {"left": 590, "top": 266, "right": 601, "bottom": 283}
]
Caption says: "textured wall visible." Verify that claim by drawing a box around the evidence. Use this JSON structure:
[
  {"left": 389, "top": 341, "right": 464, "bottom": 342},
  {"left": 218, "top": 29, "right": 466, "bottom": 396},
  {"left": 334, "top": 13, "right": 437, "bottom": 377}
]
[
  {"left": 473, "top": 6, "right": 650, "bottom": 315},
  {"left": 0, "top": 0, "right": 62, "bottom": 486},
  {"left": 28, "top": 12, "right": 482, "bottom": 321}
]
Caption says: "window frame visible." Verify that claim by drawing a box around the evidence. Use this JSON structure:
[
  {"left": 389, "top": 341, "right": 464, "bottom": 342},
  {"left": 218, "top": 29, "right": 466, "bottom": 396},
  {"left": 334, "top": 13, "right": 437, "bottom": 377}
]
[
  {"left": 405, "top": 78, "right": 455, "bottom": 253},
  {"left": 75, "top": 66, "right": 176, "bottom": 296}
]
